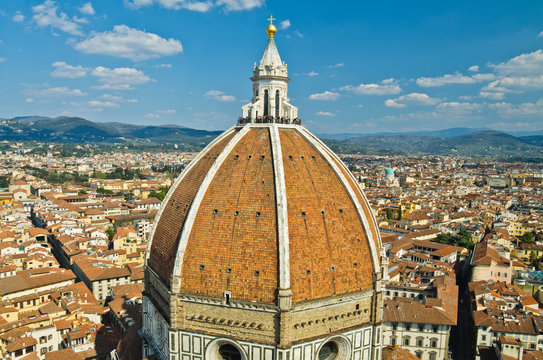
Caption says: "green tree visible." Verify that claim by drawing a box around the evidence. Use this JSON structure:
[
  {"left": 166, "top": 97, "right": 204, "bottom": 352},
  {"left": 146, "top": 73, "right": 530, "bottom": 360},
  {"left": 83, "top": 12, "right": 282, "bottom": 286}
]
[
  {"left": 0, "top": 175, "right": 10, "bottom": 188},
  {"left": 97, "top": 187, "right": 113, "bottom": 194},
  {"left": 105, "top": 227, "right": 115, "bottom": 241},
  {"left": 520, "top": 232, "right": 535, "bottom": 244},
  {"left": 148, "top": 187, "right": 169, "bottom": 201},
  {"left": 529, "top": 251, "right": 541, "bottom": 270},
  {"left": 78, "top": 189, "right": 88, "bottom": 196},
  {"left": 385, "top": 208, "right": 394, "bottom": 220}
]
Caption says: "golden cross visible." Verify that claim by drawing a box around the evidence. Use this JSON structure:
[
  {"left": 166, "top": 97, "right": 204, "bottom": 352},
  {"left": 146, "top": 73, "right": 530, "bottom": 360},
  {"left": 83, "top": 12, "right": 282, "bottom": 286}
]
[{"left": 268, "top": 15, "right": 275, "bottom": 25}]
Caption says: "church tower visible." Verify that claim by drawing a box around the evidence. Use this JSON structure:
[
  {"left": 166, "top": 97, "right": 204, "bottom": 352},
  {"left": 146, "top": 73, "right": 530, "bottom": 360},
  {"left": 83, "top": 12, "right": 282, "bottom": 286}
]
[
  {"left": 241, "top": 16, "right": 298, "bottom": 122},
  {"left": 142, "top": 19, "right": 384, "bottom": 360}
]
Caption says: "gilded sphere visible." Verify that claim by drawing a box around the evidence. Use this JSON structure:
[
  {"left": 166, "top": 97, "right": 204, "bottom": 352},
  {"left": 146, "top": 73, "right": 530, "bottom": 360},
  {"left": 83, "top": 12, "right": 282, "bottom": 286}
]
[{"left": 267, "top": 24, "right": 277, "bottom": 37}]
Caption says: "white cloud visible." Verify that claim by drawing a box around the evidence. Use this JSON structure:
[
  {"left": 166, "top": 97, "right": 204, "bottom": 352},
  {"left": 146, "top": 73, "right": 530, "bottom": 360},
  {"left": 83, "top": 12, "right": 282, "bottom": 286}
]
[
  {"left": 315, "top": 111, "right": 336, "bottom": 117},
  {"left": 498, "top": 75, "right": 543, "bottom": 89},
  {"left": 99, "top": 94, "right": 138, "bottom": 103},
  {"left": 307, "top": 71, "right": 319, "bottom": 77},
  {"left": 490, "top": 50, "right": 543, "bottom": 75},
  {"left": 468, "top": 65, "right": 479, "bottom": 72},
  {"left": 125, "top": 0, "right": 212, "bottom": 11},
  {"left": 72, "top": 15, "right": 89, "bottom": 24},
  {"left": 215, "top": 0, "right": 264, "bottom": 11},
  {"left": 436, "top": 102, "right": 483, "bottom": 114},
  {"left": 32, "top": 0, "right": 83, "bottom": 36},
  {"left": 92, "top": 84, "right": 135, "bottom": 90},
  {"left": 0, "top": 57, "right": 6, "bottom": 63},
  {"left": 280, "top": 20, "right": 291, "bottom": 30},
  {"left": 489, "top": 99, "right": 543, "bottom": 117},
  {"left": 384, "top": 99, "right": 406, "bottom": 108},
  {"left": 91, "top": 66, "right": 151, "bottom": 89},
  {"left": 26, "top": 98, "right": 34, "bottom": 103},
  {"left": 205, "top": 90, "right": 236, "bottom": 102},
  {"left": 474, "top": 50, "right": 543, "bottom": 96},
  {"left": 416, "top": 72, "right": 475, "bottom": 87},
  {"left": 74, "top": 25, "right": 183, "bottom": 61},
  {"left": 125, "top": 0, "right": 262, "bottom": 11},
  {"left": 479, "top": 91, "right": 505, "bottom": 100},
  {"left": 146, "top": 109, "right": 176, "bottom": 118},
  {"left": 341, "top": 81, "right": 401, "bottom": 95},
  {"left": 385, "top": 93, "right": 439, "bottom": 108},
  {"left": 416, "top": 72, "right": 496, "bottom": 87},
  {"left": 329, "top": 63, "right": 344, "bottom": 68},
  {"left": 294, "top": 30, "right": 303, "bottom": 38},
  {"left": 309, "top": 91, "right": 340, "bottom": 101},
  {"left": 88, "top": 100, "right": 119, "bottom": 108},
  {"left": 13, "top": 11, "right": 25, "bottom": 22},
  {"left": 50, "top": 61, "right": 89, "bottom": 78},
  {"left": 539, "top": 30, "right": 543, "bottom": 39},
  {"left": 480, "top": 76, "right": 543, "bottom": 96},
  {"left": 29, "top": 86, "right": 87, "bottom": 97},
  {"left": 154, "top": 63, "right": 172, "bottom": 68},
  {"left": 471, "top": 73, "right": 496, "bottom": 82},
  {"left": 79, "top": 2, "right": 95, "bottom": 15}
]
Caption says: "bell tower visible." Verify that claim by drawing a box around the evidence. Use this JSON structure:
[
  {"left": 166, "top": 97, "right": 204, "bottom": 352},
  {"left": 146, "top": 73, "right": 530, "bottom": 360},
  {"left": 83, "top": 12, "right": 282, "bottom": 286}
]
[{"left": 241, "top": 17, "right": 299, "bottom": 122}]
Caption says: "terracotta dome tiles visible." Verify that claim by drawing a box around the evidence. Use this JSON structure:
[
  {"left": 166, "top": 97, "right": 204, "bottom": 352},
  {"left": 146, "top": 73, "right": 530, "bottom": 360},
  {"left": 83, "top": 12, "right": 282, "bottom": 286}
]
[
  {"left": 180, "top": 128, "right": 279, "bottom": 303},
  {"left": 147, "top": 130, "right": 237, "bottom": 285},
  {"left": 279, "top": 129, "right": 374, "bottom": 303},
  {"left": 147, "top": 126, "right": 378, "bottom": 304}
]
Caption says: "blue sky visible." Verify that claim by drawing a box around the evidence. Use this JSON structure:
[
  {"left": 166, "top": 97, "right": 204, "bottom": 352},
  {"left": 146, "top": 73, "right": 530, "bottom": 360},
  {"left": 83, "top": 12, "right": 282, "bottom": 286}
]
[{"left": 1, "top": 0, "right": 543, "bottom": 134}]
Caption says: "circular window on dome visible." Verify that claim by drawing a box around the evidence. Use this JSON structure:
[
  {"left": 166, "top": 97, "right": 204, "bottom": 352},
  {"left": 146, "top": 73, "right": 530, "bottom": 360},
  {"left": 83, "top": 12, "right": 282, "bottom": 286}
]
[
  {"left": 206, "top": 340, "right": 246, "bottom": 360},
  {"left": 318, "top": 341, "right": 338, "bottom": 360},
  {"left": 218, "top": 344, "right": 242, "bottom": 360},
  {"left": 316, "top": 337, "right": 350, "bottom": 360}
]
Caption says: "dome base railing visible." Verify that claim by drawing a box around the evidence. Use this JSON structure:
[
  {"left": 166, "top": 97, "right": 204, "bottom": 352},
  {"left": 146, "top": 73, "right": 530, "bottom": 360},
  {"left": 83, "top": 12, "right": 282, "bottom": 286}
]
[{"left": 237, "top": 116, "right": 301, "bottom": 125}]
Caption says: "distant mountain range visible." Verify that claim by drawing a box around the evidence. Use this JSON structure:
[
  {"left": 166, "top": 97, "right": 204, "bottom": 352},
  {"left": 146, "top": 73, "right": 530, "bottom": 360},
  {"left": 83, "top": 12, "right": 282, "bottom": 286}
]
[
  {"left": 2, "top": 116, "right": 543, "bottom": 160},
  {"left": 0, "top": 116, "right": 221, "bottom": 145},
  {"left": 317, "top": 127, "right": 543, "bottom": 140}
]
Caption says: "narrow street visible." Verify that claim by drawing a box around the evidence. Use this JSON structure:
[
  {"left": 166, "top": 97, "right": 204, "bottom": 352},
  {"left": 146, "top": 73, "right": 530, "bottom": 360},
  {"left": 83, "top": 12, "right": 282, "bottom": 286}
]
[{"left": 451, "top": 265, "right": 474, "bottom": 360}]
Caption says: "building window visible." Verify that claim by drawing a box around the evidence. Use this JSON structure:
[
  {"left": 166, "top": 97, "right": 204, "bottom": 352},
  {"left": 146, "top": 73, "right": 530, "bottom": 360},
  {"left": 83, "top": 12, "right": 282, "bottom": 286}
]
[
  {"left": 390, "top": 338, "right": 396, "bottom": 346},
  {"left": 432, "top": 326, "right": 438, "bottom": 333},
  {"left": 275, "top": 90, "right": 280, "bottom": 118},
  {"left": 416, "top": 338, "right": 423, "bottom": 347},
  {"left": 318, "top": 341, "right": 339, "bottom": 360},
  {"left": 415, "top": 351, "right": 422, "bottom": 359},
  {"left": 403, "top": 337, "right": 410, "bottom": 346},
  {"left": 482, "top": 335, "right": 487, "bottom": 341},
  {"left": 430, "top": 339, "right": 438, "bottom": 348},
  {"left": 418, "top": 324, "right": 424, "bottom": 331},
  {"left": 429, "top": 352, "right": 437, "bottom": 360},
  {"left": 405, "top": 323, "right": 411, "bottom": 331},
  {"left": 263, "top": 90, "right": 269, "bottom": 116}
]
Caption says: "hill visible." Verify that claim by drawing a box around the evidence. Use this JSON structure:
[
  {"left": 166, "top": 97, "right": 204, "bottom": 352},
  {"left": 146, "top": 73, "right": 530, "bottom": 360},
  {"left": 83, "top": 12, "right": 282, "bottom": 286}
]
[
  {"left": 2, "top": 116, "right": 543, "bottom": 161},
  {"left": 326, "top": 131, "right": 543, "bottom": 160},
  {"left": 0, "top": 116, "right": 221, "bottom": 149}
]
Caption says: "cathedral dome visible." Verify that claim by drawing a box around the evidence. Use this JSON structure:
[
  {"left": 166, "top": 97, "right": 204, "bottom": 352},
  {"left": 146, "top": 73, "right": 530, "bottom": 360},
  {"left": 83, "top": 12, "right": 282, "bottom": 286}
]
[
  {"left": 142, "top": 20, "right": 384, "bottom": 360},
  {"left": 146, "top": 124, "right": 382, "bottom": 304}
]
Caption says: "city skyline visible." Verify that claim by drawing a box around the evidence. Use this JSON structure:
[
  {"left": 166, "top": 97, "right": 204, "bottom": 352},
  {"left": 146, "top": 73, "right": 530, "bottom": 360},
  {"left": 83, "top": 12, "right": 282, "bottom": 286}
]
[{"left": 1, "top": 0, "right": 543, "bottom": 133}]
